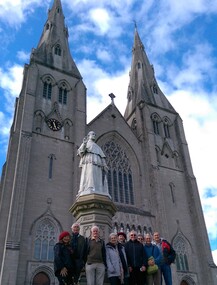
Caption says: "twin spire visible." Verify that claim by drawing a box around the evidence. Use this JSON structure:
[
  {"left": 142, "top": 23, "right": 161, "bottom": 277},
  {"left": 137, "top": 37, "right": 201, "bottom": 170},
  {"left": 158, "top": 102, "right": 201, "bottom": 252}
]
[
  {"left": 124, "top": 24, "right": 175, "bottom": 119},
  {"left": 32, "top": 0, "right": 174, "bottom": 115},
  {"left": 31, "top": 0, "right": 81, "bottom": 78}
]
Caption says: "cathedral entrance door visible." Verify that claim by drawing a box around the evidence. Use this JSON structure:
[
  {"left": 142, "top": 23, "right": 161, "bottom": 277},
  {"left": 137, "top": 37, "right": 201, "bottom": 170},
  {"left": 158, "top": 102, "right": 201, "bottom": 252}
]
[{"left": 32, "top": 272, "right": 50, "bottom": 285}]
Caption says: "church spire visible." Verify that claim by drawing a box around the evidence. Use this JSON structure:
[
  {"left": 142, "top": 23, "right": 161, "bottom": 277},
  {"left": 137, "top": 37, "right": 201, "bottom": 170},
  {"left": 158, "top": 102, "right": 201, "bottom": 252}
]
[
  {"left": 124, "top": 27, "right": 175, "bottom": 119},
  {"left": 31, "top": 0, "right": 81, "bottom": 78}
]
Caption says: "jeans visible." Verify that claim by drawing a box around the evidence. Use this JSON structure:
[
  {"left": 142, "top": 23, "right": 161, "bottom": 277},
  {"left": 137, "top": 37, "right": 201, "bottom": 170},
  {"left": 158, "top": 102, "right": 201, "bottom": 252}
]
[
  {"left": 85, "top": 263, "right": 105, "bottom": 285},
  {"left": 161, "top": 264, "right": 172, "bottom": 285}
]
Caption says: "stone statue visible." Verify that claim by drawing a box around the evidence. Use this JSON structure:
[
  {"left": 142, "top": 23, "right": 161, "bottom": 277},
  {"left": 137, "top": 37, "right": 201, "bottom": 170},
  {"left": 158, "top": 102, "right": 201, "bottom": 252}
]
[{"left": 77, "top": 131, "right": 109, "bottom": 196}]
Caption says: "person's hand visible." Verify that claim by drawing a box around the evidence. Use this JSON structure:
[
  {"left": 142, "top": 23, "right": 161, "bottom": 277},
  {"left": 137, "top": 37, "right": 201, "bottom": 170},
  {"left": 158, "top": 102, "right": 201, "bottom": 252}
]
[{"left": 60, "top": 267, "right": 68, "bottom": 277}]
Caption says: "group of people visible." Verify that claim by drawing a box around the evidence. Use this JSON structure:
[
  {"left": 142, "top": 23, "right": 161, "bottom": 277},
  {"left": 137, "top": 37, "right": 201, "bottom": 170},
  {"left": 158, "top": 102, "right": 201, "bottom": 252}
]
[{"left": 54, "top": 225, "right": 175, "bottom": 285}]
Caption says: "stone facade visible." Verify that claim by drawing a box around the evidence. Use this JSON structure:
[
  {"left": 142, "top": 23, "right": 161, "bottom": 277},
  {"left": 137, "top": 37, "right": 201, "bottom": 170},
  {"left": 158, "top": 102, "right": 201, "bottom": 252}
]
[{"left": 0, "top": 0, "right": 216, "bottom": 284}]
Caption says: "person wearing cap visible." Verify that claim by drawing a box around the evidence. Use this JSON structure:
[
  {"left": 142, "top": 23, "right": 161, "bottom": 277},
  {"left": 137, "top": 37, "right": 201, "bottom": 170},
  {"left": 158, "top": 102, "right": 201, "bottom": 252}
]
[
  {"left": 71, "top": 223, "right": 86, "bottom": 285},
  {"left": 54, "top": 231, "right": 75, "bottom": 285},
  {"left": 117, "top": 232, "right": 127, "bottom": 245}
]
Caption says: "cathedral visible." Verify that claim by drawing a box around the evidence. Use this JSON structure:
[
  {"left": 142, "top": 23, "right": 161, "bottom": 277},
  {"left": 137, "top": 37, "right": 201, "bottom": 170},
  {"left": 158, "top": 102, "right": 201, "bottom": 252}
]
[{"left": 0, "top": 0, "right": 216, "bottom": 284}]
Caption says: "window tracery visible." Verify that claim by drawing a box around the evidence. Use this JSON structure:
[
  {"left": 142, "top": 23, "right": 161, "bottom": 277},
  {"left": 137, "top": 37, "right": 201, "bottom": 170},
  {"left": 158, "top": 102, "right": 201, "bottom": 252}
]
[
  {"left": 151, "top": 113, "right": 160, "bottom": 135},
  {"left": 174, "top": 236, "right": 189, "bottom": 271},
  {"left": 54, "top": 44, "right": 61, "bottom": 56},
  {"left": 58, "top": 83, "right": 67, "bottom": 105},
  {"left": 43, "top": 78, "right": 52, "bottom": 100},
  {"left": 102, "top": 141, "right": 134, "bottom": 205},
  {"left": 33, "top": 219, "right": 56, "bottom": 261},
  {"left": 163, "top": 117, "right": 171, "bottom": 138}
]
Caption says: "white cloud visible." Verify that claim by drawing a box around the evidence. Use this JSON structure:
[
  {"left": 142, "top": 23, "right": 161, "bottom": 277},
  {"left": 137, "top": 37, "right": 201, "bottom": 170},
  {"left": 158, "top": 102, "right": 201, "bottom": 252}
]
[
  {"left": 0, "top": 0, "right": 216, "bottom": 265},
  {"left": 77, "top": 59, "right": 129, "bottom": 122},
  {"left": 212, "top": 249, "right": 217, "bottom": 265},
  {"left": 0, "top": 0, "right": 50, "bottom": 26},
  {"left": 96, "top": 48, "right": 112, "bottom": 62},
  {"left": 0, "top": 65, "right": 23, "bottom": 112},
  {"left": 89, "top": 8, "right": 111, "bottom": 35},
  {"left": 17, "top": 50, "right": 30, "bottom": 62}
]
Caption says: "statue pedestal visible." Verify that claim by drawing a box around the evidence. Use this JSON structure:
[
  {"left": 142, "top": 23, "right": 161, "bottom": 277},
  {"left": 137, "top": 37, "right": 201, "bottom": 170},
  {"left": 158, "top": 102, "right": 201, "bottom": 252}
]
[{"left": 69, "top": 193, "right": 117, "bottom": 240}]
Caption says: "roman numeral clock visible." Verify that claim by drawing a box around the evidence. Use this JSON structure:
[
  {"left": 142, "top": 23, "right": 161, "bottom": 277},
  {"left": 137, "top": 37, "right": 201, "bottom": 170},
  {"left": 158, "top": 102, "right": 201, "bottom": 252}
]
[{"left": 46, "top": 118, "right": 62, "bottom": 131}]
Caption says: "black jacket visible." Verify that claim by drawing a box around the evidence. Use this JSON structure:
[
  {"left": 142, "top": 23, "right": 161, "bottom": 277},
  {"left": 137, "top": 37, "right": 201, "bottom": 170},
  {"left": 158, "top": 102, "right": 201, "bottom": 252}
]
[
  {"left": 71, "top": 234, "right": 86, "bottom": 269},
  {"left": 125, "top": 240, "right": 147, "bottom": 268},
  {"left": 54, "top": 242, "right": 75, "bottom": 276}
]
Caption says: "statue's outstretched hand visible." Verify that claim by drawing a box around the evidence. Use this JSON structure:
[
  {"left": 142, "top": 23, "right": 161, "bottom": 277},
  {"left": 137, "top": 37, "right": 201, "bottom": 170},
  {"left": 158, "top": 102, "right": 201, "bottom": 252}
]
[{"left": 83, "top": 136, "right": 88, "bottom": 144}]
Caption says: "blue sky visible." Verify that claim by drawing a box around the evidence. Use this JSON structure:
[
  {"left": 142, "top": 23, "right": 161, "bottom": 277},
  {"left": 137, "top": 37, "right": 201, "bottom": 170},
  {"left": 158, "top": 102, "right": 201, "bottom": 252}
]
[{"left": 0, "top": 0, "right": 217, "bottom": 263}]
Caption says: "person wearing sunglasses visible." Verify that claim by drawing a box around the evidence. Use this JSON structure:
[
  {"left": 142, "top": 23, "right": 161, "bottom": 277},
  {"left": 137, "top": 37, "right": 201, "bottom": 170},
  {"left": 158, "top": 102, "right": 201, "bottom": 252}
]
[{"left": 125, "top": 231, "right": 147, "bottom": 285}]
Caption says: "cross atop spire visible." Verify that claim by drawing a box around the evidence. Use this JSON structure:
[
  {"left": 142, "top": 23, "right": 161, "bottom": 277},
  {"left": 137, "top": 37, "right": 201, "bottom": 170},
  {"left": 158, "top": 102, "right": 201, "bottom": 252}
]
[{"left": 133, "top": 20, "right": 137, "bottom": 30}]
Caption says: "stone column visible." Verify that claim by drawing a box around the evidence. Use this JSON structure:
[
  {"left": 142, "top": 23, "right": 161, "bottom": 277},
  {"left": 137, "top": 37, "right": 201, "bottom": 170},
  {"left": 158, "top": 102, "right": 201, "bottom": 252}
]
[{"left": 69, "top": 193, "right": 117, "bottom": 241}]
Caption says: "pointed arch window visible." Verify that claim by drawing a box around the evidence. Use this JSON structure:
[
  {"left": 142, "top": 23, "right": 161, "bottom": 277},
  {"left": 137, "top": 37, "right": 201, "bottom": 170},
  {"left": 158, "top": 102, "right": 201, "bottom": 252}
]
[
  {"left": 174, "top": 236, "right": 189, "bottom": 271},
  {"left": 102, "top": 141, "right": 134, "bottom": 205},
  {"left": 163, "top": 117, "right": 170, "bottom": 138},
  {"left": 151, "top": 113, "right": 160, "bottom": 135},
  {"left": 153, "top": 83, "right": 158, "bottom": 94},
  {"left": 43, "top": 79, "right": 52, "bottom": 100},
  {"left": 58, "top": 83, "right": 67, "bottom": 105},
  {"left": 55, "top": 44, "right": 61, "bottom": 56},
  {"left": 33, "top": 219, "right": 56, "bottom": 261}
]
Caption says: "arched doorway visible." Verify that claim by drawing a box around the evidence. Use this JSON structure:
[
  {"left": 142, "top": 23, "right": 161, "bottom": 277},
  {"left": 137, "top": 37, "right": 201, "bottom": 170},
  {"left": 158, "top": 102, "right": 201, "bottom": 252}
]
[
  {"left": 32, "top": 272, "right": 50, "bottom": 285},
  {"left": 181, "top": 281, "right": 189, "bottom": 285}
]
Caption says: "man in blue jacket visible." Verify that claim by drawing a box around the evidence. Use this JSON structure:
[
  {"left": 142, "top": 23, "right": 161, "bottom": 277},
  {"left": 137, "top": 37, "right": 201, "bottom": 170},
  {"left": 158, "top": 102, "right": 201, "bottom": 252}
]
[{"left": 144, "top": 233, "right": 161, "bottom": 285}]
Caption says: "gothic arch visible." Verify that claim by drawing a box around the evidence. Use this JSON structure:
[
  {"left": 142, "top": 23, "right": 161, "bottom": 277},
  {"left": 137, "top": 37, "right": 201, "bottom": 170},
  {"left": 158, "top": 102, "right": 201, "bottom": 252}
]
[
  {"left": 98, "top": 131, "right": 141, "bottom": 175},
  {"left": 63, "top": 119, "right": 73, "bottom": 140},
  {"left": 151, "top": 112, "right": 161, "bottom": 135},
  {"left": 30, "top": 208, "right": 62, "bottom": 261},
  {"left": 30, "top": 265, "right": 55, "bottom": 285},
  {"left": 41, "top": 74, "right": 56, "bottom": 86},
  {"left": 155, "top": 145, "right": 161, "bottom": 164},
  {"left": 57, "top": 79, "right": 71, "bottom": 91},
  {"left": 162, "top": 116, "right": 172, "bottom": 138},
  {"left": 30, "top": 208, "right": 62, "bottom": 235},
  {"left": 161, "top": 141, "right": 173, "bottom": 158},
  {"left": 54, "top": 43, "right": 62, "bottom": 56},
  {"left": 180, "top": 276, "right": 196, "bottom": 285},
  {"left": 137, "top": 60, "right": 142, "bottom": 70},
  {"left": 152, "top": 79, "right": 158, "bottom": 94},
  {"left": 173, "top": 231, "right": 193, "bottom": 272},
  {"left": 97, "top": 131, "right": 141, "bottom": 205},
  {"left": 173, "top": 151, "right": 181, "bottom": 169},
  {"left": 34, "top": 110, "right": 45, "bottom": 133}
]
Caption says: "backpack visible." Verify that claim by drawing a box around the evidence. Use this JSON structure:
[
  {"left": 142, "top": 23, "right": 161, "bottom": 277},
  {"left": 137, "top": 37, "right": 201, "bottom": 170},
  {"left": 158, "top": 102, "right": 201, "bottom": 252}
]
[{"left": 161, "top": 239, "right": 176, "bottom": 264}]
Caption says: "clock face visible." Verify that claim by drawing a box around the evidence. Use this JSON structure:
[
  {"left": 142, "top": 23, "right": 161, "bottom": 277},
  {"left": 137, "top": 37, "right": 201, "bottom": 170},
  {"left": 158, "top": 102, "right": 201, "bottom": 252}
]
[{"left": 46, "top": 118, "right": 62, "bottom": 131}]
